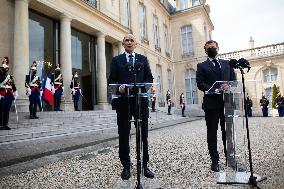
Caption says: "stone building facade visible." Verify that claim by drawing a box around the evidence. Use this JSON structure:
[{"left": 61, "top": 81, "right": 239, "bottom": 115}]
[
  {"left": 0, "top": 0, "right": 214, "bottom": 112},
  {"left": 219, "top": 41, "right": 284, "bottom": 116}
]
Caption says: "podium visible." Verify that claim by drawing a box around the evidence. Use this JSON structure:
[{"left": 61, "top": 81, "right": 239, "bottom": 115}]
[
  {"left": 109, "top": 83, "right": 161, "bottom": 189},
  {"left": 206, "top": 81, "right": 267, "bottom": 185}
]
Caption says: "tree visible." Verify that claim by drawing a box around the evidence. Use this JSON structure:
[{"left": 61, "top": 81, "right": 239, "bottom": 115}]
[{"left": 272, "top": 84, "right": 278, "bottom": 109}]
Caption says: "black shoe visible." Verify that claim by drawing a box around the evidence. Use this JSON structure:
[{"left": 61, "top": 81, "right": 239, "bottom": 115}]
[
  {"left": 144, "top": 167, "right": 155, "bottom": 178},
  {"left": 121, "top": 168, "right": 131, "bottom": 180},
  {"left": 211, "top": 163, "right": 220, "bottom": 172},
  {"left": 30, "top": 115, "right": 35, "bottom": 119},
  {"left": 4, "top": 126, "right": 11, "bottom": 130},
  {"left": 34, "top": 116, "right": 39, "bottom": 119}
]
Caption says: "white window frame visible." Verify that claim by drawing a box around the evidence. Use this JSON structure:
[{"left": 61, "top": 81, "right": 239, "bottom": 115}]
[
  {"left": 139, "top": 3, "right": 147, "bottom": 40},
  {"left": 263, "top": 67, "right": 278, "bottom": 82},
  {"left": 156, "top": 65, "right": 163, "bottom": 106},
  {"left": 153, "top": 15, "right": 160, "bottom": 49},
  {"left": 164, "top": 24, "right": 170, "bottom": 54},
  {"left": 185, "top": 69, "right": 198, "bottom": 104},
  {"left": 181, "top": 25, "right": 193, "bottom": 57},
  {"left": 123, "top": 0, "right": 130, "bottom": 27}
]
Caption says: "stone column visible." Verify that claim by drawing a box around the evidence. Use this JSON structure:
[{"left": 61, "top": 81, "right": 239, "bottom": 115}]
[
  {"left": 95, "top": 31, "right": 109, "bottom": 110},
  {"left": 13, "top": 0, "right": 29, "bottom": 112},
  {"left": 60, "top": 14, "right": 73, "bottom": 111}
]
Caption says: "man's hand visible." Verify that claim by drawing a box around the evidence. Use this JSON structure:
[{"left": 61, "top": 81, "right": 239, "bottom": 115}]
[
  {"left": 220, "top": 83, "right": 230, "bottom": 91},
  {"left": 119, "top": 84, "right": 126, "bottom": 93}
]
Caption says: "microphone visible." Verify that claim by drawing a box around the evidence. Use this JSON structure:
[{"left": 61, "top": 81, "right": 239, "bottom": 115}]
[
  {"left": 229, "top": 58, "right": 251, "bottom": 72},
  {"left": 229, "top": 59, "right": 238, "bottom": 68}
]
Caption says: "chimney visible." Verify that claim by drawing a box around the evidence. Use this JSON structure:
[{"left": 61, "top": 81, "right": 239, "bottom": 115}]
[{"left": 249, "top": 37, "right": 254, "bottom": 49}]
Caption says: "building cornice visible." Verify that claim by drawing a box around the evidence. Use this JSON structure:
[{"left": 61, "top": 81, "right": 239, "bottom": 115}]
[
  {"left": 170, "top": 4, "right": 213, "bottom": 29},
  {"left": 71, "top": 0, "right": 129, "bottom": 33},
  {"left": 151, "top": 0, "right": 171, "bottom": 17},
  {"left": 34, "top": 0, "right": 129, "bottom": 36}
]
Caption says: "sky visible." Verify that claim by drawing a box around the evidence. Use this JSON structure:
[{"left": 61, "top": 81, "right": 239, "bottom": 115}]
[{"left": 206, "top": 0, "right": 284, "bottom": 53}]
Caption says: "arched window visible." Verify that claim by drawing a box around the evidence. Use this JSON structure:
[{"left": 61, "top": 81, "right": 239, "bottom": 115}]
[
  {"left": 181, "top": 25, "right": 193, "bottom": 57},
  {"left": 185, "top": 69, "right": 198, "bottom": 104},
  {"left": 263, "top": 67, "right": 278, "bottom": 82}
]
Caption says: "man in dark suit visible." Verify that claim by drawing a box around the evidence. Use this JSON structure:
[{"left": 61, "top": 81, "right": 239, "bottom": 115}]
[
  {"left": 196, "top": 40, "right": 236, "bottom": 172},
  {"left": 108, "top": 34, "right": 154, "bottom": 180}
]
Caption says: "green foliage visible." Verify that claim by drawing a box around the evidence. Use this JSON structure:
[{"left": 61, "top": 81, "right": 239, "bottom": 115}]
[{"left": 272, "top": 84, "right": 278, "bottom": 109}]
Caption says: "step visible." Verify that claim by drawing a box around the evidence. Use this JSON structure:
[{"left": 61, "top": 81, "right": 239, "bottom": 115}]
[
  {"left": 0, "top": 123, "right": 117, "bottom": 143},
  {"left": 0, "top": 110, "right": 184, "bottom": 144}
]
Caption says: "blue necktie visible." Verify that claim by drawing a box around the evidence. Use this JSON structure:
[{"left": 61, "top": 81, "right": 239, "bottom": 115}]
[
  {"left": 212, "top": 59, "right": 220, "bottom": 69},
  {"left": 212, "top": 59, "right": 221, "bottom": 79},
  {"left": 129, "top": 54, "right": 134, "bottom": 66}
]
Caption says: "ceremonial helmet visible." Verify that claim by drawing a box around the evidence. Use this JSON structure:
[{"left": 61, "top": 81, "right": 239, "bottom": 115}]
[
  {"left": 1, "top": 57, "right": 9, "bottom": 72},
  {"left": 55, "top": 64, "right": 61, "bottom": 75},
  {"left": 31, "top": 61, "right": 37, "bottom": 70}
]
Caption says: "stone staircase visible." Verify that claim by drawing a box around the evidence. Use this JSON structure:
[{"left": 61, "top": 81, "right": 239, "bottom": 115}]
[{"left": 0, "top": 109, "right": 195, "bottom": 167}]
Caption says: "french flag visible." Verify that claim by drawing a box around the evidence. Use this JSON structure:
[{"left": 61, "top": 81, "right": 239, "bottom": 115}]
[{"left": 43, "top": 73, "right": 54, "bottom": 106}]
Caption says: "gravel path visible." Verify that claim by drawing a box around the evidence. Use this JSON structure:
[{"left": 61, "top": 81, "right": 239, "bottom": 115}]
[{"left": 0, "top": 117, "right": 283, "bottom": 189}]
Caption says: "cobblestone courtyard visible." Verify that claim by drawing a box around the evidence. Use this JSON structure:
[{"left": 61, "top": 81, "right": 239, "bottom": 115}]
[{"left": 0, "top": 117, "right": 283, "bottom": 189}]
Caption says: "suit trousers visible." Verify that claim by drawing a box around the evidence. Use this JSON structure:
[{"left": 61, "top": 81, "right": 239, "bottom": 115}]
[
  {"left": 116, "top": 97, "right": 149, "bottom": 169},
  {"left": 204, "top": 107, "right": 226, "bottom": 164}
]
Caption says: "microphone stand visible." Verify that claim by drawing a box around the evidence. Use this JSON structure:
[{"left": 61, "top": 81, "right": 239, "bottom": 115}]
[
  {"left": 131, "top": 66, "right": 143, "bottom": 189},
  {"left": 239, "top": 67, "right": 266, "bottom": 188}
]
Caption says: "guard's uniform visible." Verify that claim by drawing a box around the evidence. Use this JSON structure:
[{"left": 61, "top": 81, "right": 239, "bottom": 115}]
[
  {"left": 26, "top": 61, "right": 41, "bottom": 119},
  {"left": 151, "top": 93, "right": 156, "bottom": 112},
  {"left": 53, "top": 66, "right": 64, "bottom": 111},
  {"left": 0, "top": 57, "right": 17, "bottom": 130},
  {"left": 259, "top": 96, "right": 269, "bottom": 117},
  {"left": 70, "top": 72, "right": 81, "bottom": 111},
  {"left": 180, "top": 94, "right": 186, "bottom": 117}
]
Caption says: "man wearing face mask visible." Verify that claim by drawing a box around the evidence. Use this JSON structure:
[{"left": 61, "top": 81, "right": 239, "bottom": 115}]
[{"left": 196, "top": 40, "right": 236, "bottom": 172}]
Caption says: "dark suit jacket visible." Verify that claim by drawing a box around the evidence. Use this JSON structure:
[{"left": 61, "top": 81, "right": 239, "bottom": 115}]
[
  {"left": 108, "top": 53, "right": 154, "bottom": 111},
  {"left": 196, "top": 58, "right": 236, "bottom": 109},
  {"left": 109, "top": 53, "right": 153, "bottom": 85}
]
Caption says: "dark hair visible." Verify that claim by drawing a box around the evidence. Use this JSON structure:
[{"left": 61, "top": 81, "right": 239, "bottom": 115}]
[{"left": 204, "top": 40, "right": 218, "bottom": 49}]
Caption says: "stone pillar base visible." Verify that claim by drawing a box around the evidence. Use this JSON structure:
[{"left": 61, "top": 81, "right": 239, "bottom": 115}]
[
  {"left": 62, "top": 100, "right": 75, "bottom": 111},
  {"left": 94, "top": 103, "right": 112, "bottom": 110},
  {"left": 12, "top": 98, "right": 30, "bottom": 113}
]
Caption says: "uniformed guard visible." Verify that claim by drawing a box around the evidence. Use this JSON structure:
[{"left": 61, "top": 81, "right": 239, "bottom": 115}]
[
  {"left": 150, "top": 89, "right": 156, "bottom": 112},
  {"left": 53, "top": 65, "right": 64, "bottom": 111},
  {"left": 167, "top": 98, "right": 172, "bottom": 115},
  {"left": 245, "top": 95, "right": 253, "bottom": 117},
  {"left": 70, "top": 71, "right": 81, "bottom": 111},
  {"left": 276, "top": 94, "right": 284, "bottom": 117},
  {"left": 180, "top": 92, "right": 186, "bottom": 117},
  {"left": 0, "top": 57, "right": 17, "bottom": 130},
  {"left": 259, "top": 95, "right": 269, "bottom": 117},
  {"left": 25, "top": 61, "right": 41, "bottom": 119}
]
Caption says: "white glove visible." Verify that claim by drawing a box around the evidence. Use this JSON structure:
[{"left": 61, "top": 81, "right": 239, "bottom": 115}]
[
  {"left": 26, "top": 87, "right": 31, "bottom": 96},
  {"left": 13, "top": 91, "right": 19, "bottom": 99}
]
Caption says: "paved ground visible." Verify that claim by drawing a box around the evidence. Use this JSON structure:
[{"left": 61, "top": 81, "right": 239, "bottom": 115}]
[{"left": 0, "top": 117, "right": 283, "bottom": 189}]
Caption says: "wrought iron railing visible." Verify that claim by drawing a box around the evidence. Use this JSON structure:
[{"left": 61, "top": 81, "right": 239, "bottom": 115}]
[{"left": 81, "top": 0, "right": 97, "bottom": 8}]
